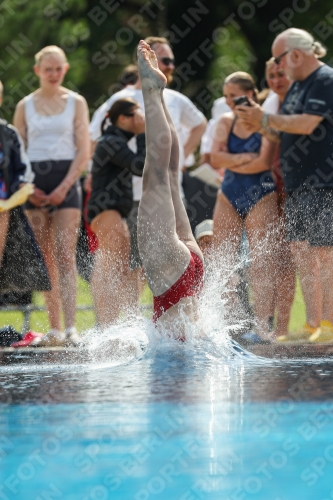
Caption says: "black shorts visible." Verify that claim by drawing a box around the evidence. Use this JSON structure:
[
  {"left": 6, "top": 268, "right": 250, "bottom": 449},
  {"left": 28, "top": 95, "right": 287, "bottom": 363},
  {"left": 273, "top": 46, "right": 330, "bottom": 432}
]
[
  {"left": 126, "top": 201, "right": 142, "bottom": 270},
  {"left": 87, "top": 197, "right": 131, "bottom": 225},
  {"left": 285, "top": 189, "right": 333, "bottom": 246},
  {"left": 25, "top": 160, "right": 81, "bottom": 211}
]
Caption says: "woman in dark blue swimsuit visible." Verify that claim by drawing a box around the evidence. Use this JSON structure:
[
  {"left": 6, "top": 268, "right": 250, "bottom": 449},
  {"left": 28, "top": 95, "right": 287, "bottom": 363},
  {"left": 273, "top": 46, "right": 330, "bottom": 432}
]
[{"left": 211, "top": 72, "right": 279, "bottom": 340}]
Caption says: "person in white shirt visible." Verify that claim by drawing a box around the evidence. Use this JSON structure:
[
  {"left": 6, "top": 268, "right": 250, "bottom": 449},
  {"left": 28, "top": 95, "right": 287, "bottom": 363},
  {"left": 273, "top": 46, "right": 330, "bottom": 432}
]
[
  {"left": 200, "top": 97, "right": 231, "bottom": 167},
  {"left": 89, "top": 37, "right": 206, "bottom": 300},
  {"left": 212, "top": 96, "right": 231, "bottom": 120},
  {"left": 14, "top": 46, "right": 90, "bottom": 347}
]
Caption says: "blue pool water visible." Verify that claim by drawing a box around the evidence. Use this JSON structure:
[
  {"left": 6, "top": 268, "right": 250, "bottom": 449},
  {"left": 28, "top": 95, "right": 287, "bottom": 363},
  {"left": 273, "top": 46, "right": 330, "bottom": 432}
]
[{"left": 1, "top": 339, "right": 333, "bottom": 500}]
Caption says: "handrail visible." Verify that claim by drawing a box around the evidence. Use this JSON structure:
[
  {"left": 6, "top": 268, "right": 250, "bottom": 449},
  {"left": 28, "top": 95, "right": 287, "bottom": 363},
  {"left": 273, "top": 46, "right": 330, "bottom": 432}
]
[{"left": 0, "top": 304, "right": 152, "bottom": 333}]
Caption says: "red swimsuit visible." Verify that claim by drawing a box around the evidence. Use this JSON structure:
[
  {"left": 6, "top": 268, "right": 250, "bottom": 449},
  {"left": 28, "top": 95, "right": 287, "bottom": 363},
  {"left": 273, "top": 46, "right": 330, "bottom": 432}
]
[{"left": 153, "top": 251, "right": 204, "bottom": 322}]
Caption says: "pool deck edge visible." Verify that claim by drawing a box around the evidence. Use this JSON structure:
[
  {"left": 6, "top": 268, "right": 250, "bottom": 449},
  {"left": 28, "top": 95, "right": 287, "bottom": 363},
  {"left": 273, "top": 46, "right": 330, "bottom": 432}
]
[
  {"left": 248, "top": 343, "right": 333, "bottom": 358},
  {"left": 1, "top": 343, "right": 333, "bottom": 364}
]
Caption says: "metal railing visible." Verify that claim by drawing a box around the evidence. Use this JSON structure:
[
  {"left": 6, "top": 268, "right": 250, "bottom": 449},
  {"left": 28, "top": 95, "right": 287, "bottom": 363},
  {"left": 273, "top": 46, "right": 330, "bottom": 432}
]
[{"left": 0, "top": 304, "right": 152, "bottom": 333}]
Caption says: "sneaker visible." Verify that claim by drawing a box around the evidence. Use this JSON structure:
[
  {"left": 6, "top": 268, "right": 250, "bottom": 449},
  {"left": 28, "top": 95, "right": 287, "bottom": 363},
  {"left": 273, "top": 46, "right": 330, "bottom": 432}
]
[
  {"left": 309, "top": 320, "right": 333, "bottom": 344},
  {"left": 11, "top": 331, "right": 44, "bottom": 348},
  {"left": 64, "top": 327, "right": 81, "bottom": 347},
  {"left": 277, "top": 323, "right": 319, "bottom": 343},
  {"left": 35, "top": 329, "right": 66, "bottom": 347},
  {"left": 240, "top": 332, "right": 268, "bottom": 344}
]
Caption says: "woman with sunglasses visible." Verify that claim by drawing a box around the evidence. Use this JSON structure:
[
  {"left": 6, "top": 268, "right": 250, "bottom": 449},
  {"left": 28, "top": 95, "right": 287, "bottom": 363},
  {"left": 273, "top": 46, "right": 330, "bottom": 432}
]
[
  {"left": 262, "top": 59, "right": 296, "bottom": 340},
  {"left": 87, "top": 98, "right": 146, "bottom": 328},
  {"left": 211, "top": 72, "right": 278, "bottom": 341},
  {"left": 264, "top": 59, "right": 321, "bottom": 342},
  {"left": 256, "top": 54, "right": 296, "bottom": 340},
  {"left": 263, "top": 59, "right": 292, "bottom": 205}
]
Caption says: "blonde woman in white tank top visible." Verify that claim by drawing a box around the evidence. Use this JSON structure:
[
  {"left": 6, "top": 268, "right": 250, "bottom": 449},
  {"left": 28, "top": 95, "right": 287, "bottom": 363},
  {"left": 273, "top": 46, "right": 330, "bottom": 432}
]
[{"left": 14, "top": 45, "right": 90, "bottom": 346}]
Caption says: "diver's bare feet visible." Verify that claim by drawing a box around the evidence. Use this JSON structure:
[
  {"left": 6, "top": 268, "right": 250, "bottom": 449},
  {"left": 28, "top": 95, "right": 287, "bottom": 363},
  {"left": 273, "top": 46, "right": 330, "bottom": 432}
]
[{"left": 137, "top": 40, "right": 167, "bottom": 91}]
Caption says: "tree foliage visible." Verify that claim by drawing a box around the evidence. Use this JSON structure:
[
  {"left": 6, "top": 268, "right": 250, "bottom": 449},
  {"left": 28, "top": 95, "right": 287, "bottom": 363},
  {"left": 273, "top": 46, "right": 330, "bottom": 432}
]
[{"left": 0, "top": 0, "right": 332, "bottom": 121}]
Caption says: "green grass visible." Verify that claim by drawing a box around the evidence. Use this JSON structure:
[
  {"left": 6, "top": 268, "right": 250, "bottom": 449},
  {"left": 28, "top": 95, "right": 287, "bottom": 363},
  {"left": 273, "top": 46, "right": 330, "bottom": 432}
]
[
  {"left": 288, "top": 278, "right": 306, "bottom": 332},
  {"left": 0, "top": 278, "right": 96, "bottom": 333},
  {"left": 0, "top": 276, "right": 304, "bottom": 334}
]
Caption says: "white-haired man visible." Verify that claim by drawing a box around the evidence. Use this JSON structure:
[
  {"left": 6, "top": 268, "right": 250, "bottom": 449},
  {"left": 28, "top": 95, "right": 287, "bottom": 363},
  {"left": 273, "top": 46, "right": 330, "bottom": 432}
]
[{"left": 236, "top": 28, "right": 333, "bottom": 343}]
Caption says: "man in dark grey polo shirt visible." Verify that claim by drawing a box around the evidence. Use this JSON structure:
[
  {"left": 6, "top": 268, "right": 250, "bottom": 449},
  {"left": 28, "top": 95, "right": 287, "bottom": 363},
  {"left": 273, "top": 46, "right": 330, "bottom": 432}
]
[{"left": 236, "top": 28, "right": 333, "bottom": 344}]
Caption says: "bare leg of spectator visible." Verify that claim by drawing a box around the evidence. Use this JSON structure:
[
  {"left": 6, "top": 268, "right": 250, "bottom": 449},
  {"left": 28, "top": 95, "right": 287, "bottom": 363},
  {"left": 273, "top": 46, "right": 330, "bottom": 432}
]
[
  {"left": 290, "top": 241, "right": 322, "bottom": 328},
  {"left": 316, "top": 247, "right": 333, "bottom": 323},
  {"left": 246, "top": 192, "right": 279, "bottom": 338},
  {"left": 0, "top": 212, "right": 9, "bottom": 264},
  {"left": 91, "top": 210, "right": 131, "bottom": 328},
  {"left": 52, "top": 208, "right": 81, "bottom": 330},
  {"left": 274, "top": 230, "right": 296, "bottom": 337},
  {"left": 213, "top": 192, "right": 243, "bottom": 320},
  {"left": 126, "top": 268, "right": 140, "bottom": 314},
  {"left": 136, "top": 267, "right": 146, "bottom": 296},
  {"left": 26, "top": 209, "right": 62, "bottom": 331},
  {"left": 213, "top": 193, "right": 243, "bottom": 258}
]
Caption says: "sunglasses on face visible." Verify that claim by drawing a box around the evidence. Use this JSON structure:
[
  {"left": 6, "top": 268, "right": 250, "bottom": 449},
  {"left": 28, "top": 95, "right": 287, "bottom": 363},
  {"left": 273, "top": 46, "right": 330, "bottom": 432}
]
[
  {"left": 273, "top": 50, "right": 290, "bottom": 65},
  {"left": 158, "top": 57, "right": 175, "bottom": 66}
]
